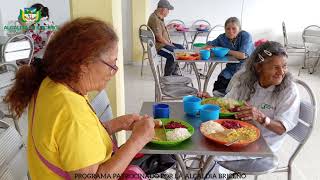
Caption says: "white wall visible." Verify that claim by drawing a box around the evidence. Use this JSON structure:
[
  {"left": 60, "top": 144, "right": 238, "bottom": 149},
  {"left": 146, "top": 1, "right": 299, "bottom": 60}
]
[
  {"left": 0, "top": 0, "right": 70, "bottom": 36},
  {"left": 122, "top": 0, "right": 133, "bottom": 65},
  {"left": 149, "top": 0, "right": 320, "bottom": 65},
  {"left": 0, "top": 0, "right": 26, "bottom": 36}
]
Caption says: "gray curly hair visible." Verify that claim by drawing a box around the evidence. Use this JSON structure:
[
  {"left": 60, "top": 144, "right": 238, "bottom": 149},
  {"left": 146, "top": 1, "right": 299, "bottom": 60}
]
[
  {"left": 235, "top": 41, "right": 293, "bottom": 101},
  {"left": 225, "top": 17, "right": 241, "bottom": 30}
]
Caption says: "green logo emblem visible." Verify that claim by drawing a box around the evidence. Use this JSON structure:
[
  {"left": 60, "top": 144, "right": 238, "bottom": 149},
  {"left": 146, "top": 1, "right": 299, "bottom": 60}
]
[
  {"left": 260, "top": 103, "right": 273, "bottom": 110},
  {"left": 19, "top": 8, "right": 41, "bottom": 24}
]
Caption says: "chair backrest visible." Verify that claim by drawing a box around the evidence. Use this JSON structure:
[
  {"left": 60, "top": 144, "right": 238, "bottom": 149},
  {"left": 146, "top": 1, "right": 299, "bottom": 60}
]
[
  {"left": 147, "top": 40, "right": 163, "bottom": 99},
  {"left": 90, "top": 90, "right": 113, "bottom": 123},
  {"left": 287, "top": 79, "right": 316, "bottom": 165},
  {"left": 166, "top": 19, "right": 185, "bottom": 28},
  {"left": 139, "top": 25, "right": 156, "bottom": 53},
  {"left": 0, "top": 120, "right": 28, "bottom": 180},
  {"left": 191, "top": 19, "right": 211, "bottom": 29},
  {"left": 1, "top": 34, "right": 34, "bottom": 64},
  {"left": 0, "top": 63, "right": 18, "bottom": 97},
  {"left": 206, "top": 25, "right": 224, "bottom": 43},
  {"left": 282, "top": 21, "right": 288, "bottom": 47},
  {"left": 0, "top": 63, "right": 23, "bottom": 135},
  {"left": 302, "top": 25, "right": 320, "bottom": 45},
  {"left": 90, "top": 90, "right": 118, "bottom": 146}
]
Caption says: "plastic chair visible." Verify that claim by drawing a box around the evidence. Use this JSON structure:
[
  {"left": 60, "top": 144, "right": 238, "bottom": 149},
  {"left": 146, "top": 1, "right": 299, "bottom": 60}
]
[
  {"left": 218, "top": 79, "right": 317, "bottom": 180},
  {"left": 0, "top": 120, "right": 29, "bottom": 180},
  {"left": 1, "top": 34, "right": 34, "bottom": 65},
  {"left": 302, "top": 25, "right": 320, "bottom": 74},
  {"left": 139, "top": 24, "right": 156, "bottom": 77},
  {"left": 147, "top": 40, "right": 197, "bottom": 102}
]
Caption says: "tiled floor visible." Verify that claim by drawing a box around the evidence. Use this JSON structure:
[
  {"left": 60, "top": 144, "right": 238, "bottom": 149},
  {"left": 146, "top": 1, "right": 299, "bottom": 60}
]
[{"left": 124, "top": 63, "right": 320, "bottom": 180}]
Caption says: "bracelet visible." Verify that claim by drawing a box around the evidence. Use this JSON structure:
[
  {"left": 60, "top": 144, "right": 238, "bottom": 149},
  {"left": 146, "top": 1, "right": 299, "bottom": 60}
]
[{"left": 263, "top": 116, "right": 271, "bottom": 127}]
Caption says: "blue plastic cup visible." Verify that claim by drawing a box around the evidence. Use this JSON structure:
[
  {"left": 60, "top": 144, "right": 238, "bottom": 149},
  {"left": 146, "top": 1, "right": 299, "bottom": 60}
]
[
  {"left": 199, "top": 49, "right": 210, "bottom": 60},
  {"left": 183, "top": 95, "right": 202, "bottom": 116},
  {"left": 153, "top": 103, "right": 170, "bottom": 118},
  {"left": 200, "top": 104, "right": 220, "bottom": 122}
]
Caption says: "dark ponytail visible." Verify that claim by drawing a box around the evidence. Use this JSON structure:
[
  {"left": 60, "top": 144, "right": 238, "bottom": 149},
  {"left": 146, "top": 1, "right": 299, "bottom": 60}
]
[
  {"left": 4, "top": 60, "right": 46, "bottom": 119},
  {"left": 42, "top": 7, "right": 49, "bottom": 18},
  {"left": 30, "top": 3, "right": 49, "bottom": 18}
]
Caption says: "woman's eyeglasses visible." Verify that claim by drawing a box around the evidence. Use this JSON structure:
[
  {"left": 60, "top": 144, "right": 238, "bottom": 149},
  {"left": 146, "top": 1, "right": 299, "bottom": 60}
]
[{"left": 100, "top": 60, "right": 118, "bottom": 74}]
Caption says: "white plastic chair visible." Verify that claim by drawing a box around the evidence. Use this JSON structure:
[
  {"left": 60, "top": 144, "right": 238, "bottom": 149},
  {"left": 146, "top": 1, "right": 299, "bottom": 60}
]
[
  {"left": 218, "top": 79, "right": 317, "bottom": 180},
  {"left": 147, "top": 40, "right": 197, "bottom": 102},
  {"left": 0, "top": 120, "right": 29, "bottom": 180},
  {"left": 1, "top": 34, "right": 34, "bottom": 65},
  {"left": 302, "top": 25, "right": 320, "bottom": 74}
]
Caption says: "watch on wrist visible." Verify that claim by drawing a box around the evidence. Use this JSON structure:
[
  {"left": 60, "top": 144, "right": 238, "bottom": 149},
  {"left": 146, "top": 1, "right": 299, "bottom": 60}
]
[{"left": 263, "top": 116, "right": 271, "bottom": 127}]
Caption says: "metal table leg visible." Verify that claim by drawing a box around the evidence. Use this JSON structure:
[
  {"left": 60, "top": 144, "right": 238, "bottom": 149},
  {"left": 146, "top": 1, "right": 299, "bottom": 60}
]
[
  {"left": 190, "top": 62, "right": 202, "bottom": 91},
  {"left": 174, "top": 154, "right": 187, "bottom": 180},
  {"left": 203, "top": 62, "right": 219, "bottom": 92},
  {"left": 200, "top": 155, "right": 215, "bottom": 178}
]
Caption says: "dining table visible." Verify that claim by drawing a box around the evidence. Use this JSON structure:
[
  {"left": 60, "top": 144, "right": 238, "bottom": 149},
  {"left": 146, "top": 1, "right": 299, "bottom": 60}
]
[
  {"left": 168, "top": 27, "right": 209, "bottom": 50},
  {"left": 174, "top": 49, "right": 240, "bottom": 92},
  {"left": 139, "top": 102, "right": 274, "bottom": 179}
]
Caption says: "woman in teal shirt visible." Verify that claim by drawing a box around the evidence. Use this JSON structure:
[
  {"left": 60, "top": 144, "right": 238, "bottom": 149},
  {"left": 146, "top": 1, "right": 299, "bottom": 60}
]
[{"left": 207, "top": 17, "right": 254, "bottom": 96}]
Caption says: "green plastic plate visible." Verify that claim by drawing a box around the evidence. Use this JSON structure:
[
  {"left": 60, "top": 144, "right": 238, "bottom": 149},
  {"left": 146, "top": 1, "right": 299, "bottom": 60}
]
[
  {"left": 201, "top": 97, "right": 244, "bottom": 118},
  {"left": 150, "top": 118, "right": 194, "bottom": 146}
]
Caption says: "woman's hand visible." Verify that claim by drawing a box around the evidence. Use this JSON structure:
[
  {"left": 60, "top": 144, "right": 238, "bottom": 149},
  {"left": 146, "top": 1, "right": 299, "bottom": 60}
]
[
  {"left": 202, "top": 45, "right": 213, "bottom": 50},
  {"left": 130, "top": 116, "right": 155, "bottom": 148},
  {"left": 234, "top": 103, "right": 266, "bottom": 124},
  {"left": 104, "top": 114, "right": 149, "bottom": 134},
  {"left": 116, "top": 114, "right": 145, "bottom": 131},
  {"left": 197, "top": 91, "right": 212, "bottom": 99}
]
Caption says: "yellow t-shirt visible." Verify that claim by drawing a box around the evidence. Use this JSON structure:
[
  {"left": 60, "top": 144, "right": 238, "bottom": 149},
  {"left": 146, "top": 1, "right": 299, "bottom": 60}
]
[{"left": 27, "top": 77, "right": 113, "bottom": 180}]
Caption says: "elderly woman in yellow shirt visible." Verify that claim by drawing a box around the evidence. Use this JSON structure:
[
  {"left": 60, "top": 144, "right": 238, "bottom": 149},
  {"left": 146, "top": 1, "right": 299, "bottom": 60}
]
[{"left": 5, "top": 17, "right": 155, "bottom": 180}]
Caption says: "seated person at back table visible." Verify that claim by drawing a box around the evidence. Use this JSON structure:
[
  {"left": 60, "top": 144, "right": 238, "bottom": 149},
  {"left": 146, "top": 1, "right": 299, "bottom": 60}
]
[
  {"left": 206, "top": 17, "right": 254, "bottom": 96},
  {"left": 148, "top": 0, "right": 184, "bottom": 76},
  {"left": 20, "top": 3, "right": 55, "bottom": 57},
  {"left": 198, "top": 41, "right": 300, "bottom": 178}
]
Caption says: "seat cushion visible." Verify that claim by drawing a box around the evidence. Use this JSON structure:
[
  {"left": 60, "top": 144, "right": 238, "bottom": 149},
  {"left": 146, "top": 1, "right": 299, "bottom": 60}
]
[
  {"left": 217, "top": 157, "right": 278, "bottom": 175},
  {"left": 160, "top": 76, "right": 192, "bottom": 85},
  {"left": 162, "top": 85, "right": 197, "bottom": 98}
]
